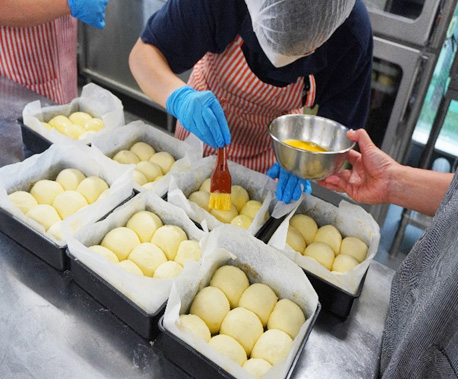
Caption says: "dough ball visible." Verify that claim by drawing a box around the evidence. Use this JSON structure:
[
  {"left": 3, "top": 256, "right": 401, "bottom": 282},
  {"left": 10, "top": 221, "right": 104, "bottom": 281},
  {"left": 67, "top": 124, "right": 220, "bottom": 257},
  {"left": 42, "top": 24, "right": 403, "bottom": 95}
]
[
  {"left": 240, "top": 200, "right": 267, "bottom": 221},
  {"left": 304, "top": 242, "right": 335, "bottom": 270},
  {"left": 41, "top": 121, "right": 52, "bottom": 130},
  {"left": 220, "top": 307, "right": 264, "bottom": 355},
  {"left": 26, "top": 204, "right": 61, "bottom": 231},
  {"left": 313, "top": 224, "right": 342, "bottom": 255},
  {"left": 126, "top": 210, "right": 163, "bottom": 243},
  {"left": 130, "top": 141, "right": 155, "bottom": 161},
  {"left": 230, "top": 185, "right": 250, "bottom": 212},
  {"left": 340, "top": 236, "right": 368, "bottom": 263},
  {"left": 230, "top": 214, "right": 252, "bottom": 229},
  {"left": 62, "top": 123, "right": 85, "bottom": 139},
  {"left": 83, "top": 117, "right": 104, "bottom": 132},
  {"left": 88, "top": 245, "right": 119, "bottom": 263},
  {"left": 69, "top": 111, "right": 92, "bottom": 127},
  {"left": 128, "top": 242, "right": 167, "bottom": 277},
  {"left": 251, "top": 329, "right": 293, "bottom": 366},
  {"left": 199, "top": 178, "right": 212, "bottom": 193},
  {"left": 101, "top": 226, "right": 141, "bottom": 260},
  {"left": 112, "top": 150, "right": 140, "bottom": 165},
  {"left": 76, "top": 176, "right": 109, "bottom": 204},
  {"left": 153, "top": 175, "right": 163, "bottom": 182},
  {"left": 151, "top": 225, "right": 187, "bottom": 260},
  {"left": 208, "top": 334, "right": 247, "bottom": 366},
  {"left": 190, "top": 286, "right": 230, "bottom": 334},
  {"left": 286, "top": 225, "right": 306, "bottom": 254},
  {"left": 243, "top": 358, "right": 272, "bottom": 378},
  {"left": 332, "top": 253, "right": 359, "bottom": 273},
  {"left": 47, "top": 221, "right": 63, "bottom": 241},
  {"left": 238, "top": 283, "right": 278, "bottom": 326},
  {"left": 135, "top": 161, "right": 162, "bottom": 182},
  {"left": 290, "top": 214, "right": 318, "bottom": 245},
  {"left": 179, "top": 314, "right": 211, "bottom": 343},
  {"left": 142, "top": 182, "right": 155, "bottom": 190},
  {"left": 8, "top": 191, "right": 38, "bottom": 214},
  {"left": 174, "top": 240, "right": 202, "bottom": 266},
  {"left": 55, "top": 168, "right": 86, "bottom": 191},
  {"left": 210, "top": 203, "right": 238, "bottom": 224},
  {"left": 48, "top": 115, "right": 72, "bottom": 133},
  {"left": 153, "top": 261, "right": 183, "bottom": 279},
  {"left": 188, "top": 191, "right": 210, "bottom": 212},
  {"left": 149, "top": 151, "right": 175, "bottom": 174},
  {"left": 132, "top": 170, "right": 148, "bottom": 186},
  {"left": 52, "top": 190, "right": 88, "bottom": 219},
  {"left": 210, "top": 265, "right": 250, "bottom": 308},
  {"left": 30, "top": 179, "right": 64, "bottom": 205},
  {"left": 117, "top": 260, "right": 144, "bottom": 276},
  {"left": 267, "top": 298, "right": 306, "bottom": 339}
]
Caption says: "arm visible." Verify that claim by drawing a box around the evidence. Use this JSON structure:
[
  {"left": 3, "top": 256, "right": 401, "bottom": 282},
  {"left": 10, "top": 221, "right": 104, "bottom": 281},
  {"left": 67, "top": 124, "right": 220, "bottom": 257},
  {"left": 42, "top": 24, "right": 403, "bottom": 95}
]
[
  {"left": 0, "top": 0, "right": 70, "bottom": 26},
  {"left": 129, "top": 38, "right": 187, "bottom": 109},
  {"left": 317, "top": 129, "right": 453, "bottom": 216}
]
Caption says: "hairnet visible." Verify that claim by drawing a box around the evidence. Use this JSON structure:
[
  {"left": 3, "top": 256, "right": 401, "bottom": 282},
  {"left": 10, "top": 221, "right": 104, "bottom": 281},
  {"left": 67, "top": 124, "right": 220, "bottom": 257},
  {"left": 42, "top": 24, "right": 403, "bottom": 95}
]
[{"left": 245, "top": 0, "right": 356, "bottom": 67}]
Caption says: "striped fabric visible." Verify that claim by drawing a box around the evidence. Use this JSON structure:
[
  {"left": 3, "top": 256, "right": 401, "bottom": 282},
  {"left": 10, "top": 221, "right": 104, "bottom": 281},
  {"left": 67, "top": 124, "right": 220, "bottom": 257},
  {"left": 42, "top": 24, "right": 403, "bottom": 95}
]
[
  {"left": 0, "top": 16, "right": 77, "bottom": 104},
  {"left": 175, "top": 35, "right": 316, "bottom": 173}
]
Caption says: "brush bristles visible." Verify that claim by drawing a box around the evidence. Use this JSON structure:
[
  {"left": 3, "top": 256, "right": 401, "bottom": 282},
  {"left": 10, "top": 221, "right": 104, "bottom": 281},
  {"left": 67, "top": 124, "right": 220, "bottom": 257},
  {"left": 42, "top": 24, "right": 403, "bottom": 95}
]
[{"left": 208, "top": 192, "right": 232, "bottom": 211}]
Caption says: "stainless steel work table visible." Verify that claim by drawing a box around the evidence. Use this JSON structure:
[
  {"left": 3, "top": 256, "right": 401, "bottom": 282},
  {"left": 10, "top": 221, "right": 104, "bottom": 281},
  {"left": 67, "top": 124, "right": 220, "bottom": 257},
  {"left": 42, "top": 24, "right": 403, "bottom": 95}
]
[{"left": 0, "top": 76, "right": 395, "bottom": 378}]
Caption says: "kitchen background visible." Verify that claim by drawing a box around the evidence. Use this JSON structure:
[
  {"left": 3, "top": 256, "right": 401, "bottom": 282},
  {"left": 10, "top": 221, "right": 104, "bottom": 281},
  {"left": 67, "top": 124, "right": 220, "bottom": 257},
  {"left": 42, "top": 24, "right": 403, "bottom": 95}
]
[{"left": 77, "top": 0, "right": 458, "bottom": 270}]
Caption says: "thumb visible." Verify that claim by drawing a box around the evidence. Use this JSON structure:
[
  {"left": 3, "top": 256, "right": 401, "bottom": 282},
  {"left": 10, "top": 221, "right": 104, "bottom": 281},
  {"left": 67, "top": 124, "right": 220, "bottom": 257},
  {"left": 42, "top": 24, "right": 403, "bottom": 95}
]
[{"left": 348, "top": 129, "right": 376, "bottom": 155}]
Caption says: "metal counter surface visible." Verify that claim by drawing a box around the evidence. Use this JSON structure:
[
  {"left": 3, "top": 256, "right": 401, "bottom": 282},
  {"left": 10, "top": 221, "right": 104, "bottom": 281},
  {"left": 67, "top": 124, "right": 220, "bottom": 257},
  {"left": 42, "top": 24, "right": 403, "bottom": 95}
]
[{"left": 0, "top": 76, "right": 395, "bottom": 378}]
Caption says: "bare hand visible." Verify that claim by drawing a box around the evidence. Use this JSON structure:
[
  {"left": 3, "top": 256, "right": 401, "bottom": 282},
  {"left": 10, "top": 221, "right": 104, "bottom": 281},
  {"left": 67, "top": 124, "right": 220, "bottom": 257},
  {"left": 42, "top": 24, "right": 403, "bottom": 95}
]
[{"left": 317, "top": 129, "right": 399, "bottom": 204}]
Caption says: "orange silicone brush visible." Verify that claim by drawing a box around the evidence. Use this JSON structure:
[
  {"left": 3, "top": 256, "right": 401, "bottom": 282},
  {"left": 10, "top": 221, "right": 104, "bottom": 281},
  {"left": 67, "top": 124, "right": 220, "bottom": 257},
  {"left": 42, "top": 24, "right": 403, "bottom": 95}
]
[{"left": 208, "top": 146, "right": 232, "bottom": 210}]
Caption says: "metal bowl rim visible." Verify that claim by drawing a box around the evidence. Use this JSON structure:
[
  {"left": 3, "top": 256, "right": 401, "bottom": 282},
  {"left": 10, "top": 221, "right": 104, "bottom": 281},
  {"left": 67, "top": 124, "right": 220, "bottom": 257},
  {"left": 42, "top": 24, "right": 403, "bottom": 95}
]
[{"left": 268, "top": 115, "right": 356, "bottom": 155}]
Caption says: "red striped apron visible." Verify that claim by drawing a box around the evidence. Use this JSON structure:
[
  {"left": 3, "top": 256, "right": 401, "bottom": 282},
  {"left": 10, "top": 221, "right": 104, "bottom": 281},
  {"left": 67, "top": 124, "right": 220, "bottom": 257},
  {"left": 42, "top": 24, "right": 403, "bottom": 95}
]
[
  {"left": 0, "top": 16, "right": 78, "bottom": 104},
  {"left": 175, "top": 35, "right": 316, "bottom": 173}
]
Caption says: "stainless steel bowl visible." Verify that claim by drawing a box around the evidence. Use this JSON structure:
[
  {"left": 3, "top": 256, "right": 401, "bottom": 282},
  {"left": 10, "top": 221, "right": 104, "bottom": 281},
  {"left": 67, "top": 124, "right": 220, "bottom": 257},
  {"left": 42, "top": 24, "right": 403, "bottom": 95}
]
[{"left": 268, "top": 114, "right": 355, "bottom": 180}]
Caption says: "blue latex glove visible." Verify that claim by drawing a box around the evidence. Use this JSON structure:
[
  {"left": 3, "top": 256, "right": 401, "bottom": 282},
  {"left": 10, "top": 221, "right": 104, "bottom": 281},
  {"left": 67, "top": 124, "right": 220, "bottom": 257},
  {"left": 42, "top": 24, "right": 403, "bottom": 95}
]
[
  {"left": 267, "top": 162, "right": 312, "bottom": 203},
  {"left": 68, "top": 0, "right": 109, "bottom": 29},
  {"left": 166, "top": 86, "right": 231, "bottom": 150}
]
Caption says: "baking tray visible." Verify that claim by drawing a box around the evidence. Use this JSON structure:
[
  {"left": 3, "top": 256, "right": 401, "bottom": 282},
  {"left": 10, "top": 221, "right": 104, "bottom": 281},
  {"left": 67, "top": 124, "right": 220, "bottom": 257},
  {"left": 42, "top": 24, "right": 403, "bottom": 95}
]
[
  {"left": 155, "top": 304, "right": 321, "bottom": 379},
  {"left": 0, "top": 207, "right": 68, "bottom": 271},
  {"left": 18, "top": 117, "right": 52, "bottom": 154},
  {"left": 303, "top": 268, "right": 368, "bottom": 319},
  {"left": 257, "top": 215, "right": 367, "bottom": 318},
  {"left": 67, "top": 250, "right": 166, "bottom": 340}
]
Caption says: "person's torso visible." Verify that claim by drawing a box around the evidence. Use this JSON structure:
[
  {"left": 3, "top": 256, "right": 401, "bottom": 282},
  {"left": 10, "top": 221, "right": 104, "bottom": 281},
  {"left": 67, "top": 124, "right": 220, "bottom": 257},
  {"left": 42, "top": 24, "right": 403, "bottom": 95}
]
[{"left": 0, "top": 16, "right": 78, "bottom": 104}]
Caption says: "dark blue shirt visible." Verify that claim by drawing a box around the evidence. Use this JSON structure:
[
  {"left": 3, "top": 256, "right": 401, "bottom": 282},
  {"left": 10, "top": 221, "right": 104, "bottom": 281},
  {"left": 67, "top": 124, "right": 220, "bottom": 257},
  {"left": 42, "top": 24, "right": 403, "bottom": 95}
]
[{"left": 141, "top": 0, "right": 373, "bottom": 130}]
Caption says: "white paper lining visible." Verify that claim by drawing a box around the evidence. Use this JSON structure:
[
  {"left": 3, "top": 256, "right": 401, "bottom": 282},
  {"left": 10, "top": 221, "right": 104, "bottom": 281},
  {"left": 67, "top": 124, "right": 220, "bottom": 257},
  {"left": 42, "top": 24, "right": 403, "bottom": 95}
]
[
  {"left": 267, "top": 194, "right": 380, "bottom": 295},
  {"left": 0, "top": 143, "right": 134, "bottom": 247},
  {"left": 167, "top": 156, "right": 277, "bottom": 235},
  {"left": 90, "top": 120, "right": 202, "bottom": 195},
  {"left": 66, "top": 191, "right": 206, "bottom": 314},
  {"left": 22, "top": 83, "right": 124, "bottom": 145},
  {"left": 164, "top": 225, "right": 319, "bottom": 379}
]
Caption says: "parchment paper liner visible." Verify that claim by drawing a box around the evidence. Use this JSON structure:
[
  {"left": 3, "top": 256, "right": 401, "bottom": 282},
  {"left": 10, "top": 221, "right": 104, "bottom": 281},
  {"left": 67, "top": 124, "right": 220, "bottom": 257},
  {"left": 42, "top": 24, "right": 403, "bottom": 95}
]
[
  {"left": 22, "top": 83, "right": 124, "bottom": 145},
  {"left": 267, "top": 193, "right": 380, "bottom": 295},
  {"left": 164, "top": 224, "right": 319, "bottom": 379},
  {"left": 167, "top": 156, "right": 277, "bottom": 234},
  {"left": 90, "top": 120, "right": 202, "bottom": 195},
  {"left": 0, "top": 143, "right": 134, "bottom": 247},
  {"left": 66, "top": 191, "right": 206, "bottom": 314}
]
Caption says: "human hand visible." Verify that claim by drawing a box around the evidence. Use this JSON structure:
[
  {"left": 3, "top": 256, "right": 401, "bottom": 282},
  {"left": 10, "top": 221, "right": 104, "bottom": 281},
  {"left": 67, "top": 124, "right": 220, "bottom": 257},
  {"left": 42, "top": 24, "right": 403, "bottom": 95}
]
[
  {"left": 166, "top": 86, "right": 231, "bottom": 150},
  {"left": 267, "top": 162, "right": 312, "bottom": 203},
  {"left": 68, "top": 0, "right": 109, "bottom": 29},
  {"left": 317, "top": 129, "right": 398, "bottom": 204}
]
